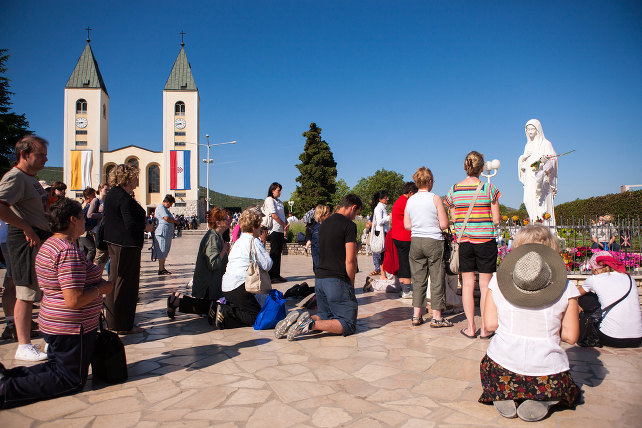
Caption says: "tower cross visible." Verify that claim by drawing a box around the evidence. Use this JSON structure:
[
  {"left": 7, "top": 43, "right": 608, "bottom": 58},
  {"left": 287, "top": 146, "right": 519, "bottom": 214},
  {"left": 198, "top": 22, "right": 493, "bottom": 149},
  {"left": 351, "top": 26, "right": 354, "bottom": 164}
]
[
  {"left": 180, "top": 30, "right": 185, "bottom": 46},
  {"left": 86, "top": 26, "right": 92, "bottom": 42}
]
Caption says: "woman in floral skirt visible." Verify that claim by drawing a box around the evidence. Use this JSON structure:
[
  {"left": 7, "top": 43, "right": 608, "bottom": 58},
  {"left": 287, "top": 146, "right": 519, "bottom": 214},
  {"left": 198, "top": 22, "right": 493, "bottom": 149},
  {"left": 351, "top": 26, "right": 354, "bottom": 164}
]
[{"left": 479, "top": 225, "right": 580, "bottom": 421}]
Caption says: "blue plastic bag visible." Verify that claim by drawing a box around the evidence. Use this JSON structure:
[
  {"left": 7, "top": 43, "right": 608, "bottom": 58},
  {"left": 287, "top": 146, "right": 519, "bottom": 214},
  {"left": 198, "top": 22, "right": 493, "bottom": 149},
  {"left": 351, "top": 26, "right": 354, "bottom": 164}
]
[{"left": 253, "top": 289, "right": 287, "bottom": 330}]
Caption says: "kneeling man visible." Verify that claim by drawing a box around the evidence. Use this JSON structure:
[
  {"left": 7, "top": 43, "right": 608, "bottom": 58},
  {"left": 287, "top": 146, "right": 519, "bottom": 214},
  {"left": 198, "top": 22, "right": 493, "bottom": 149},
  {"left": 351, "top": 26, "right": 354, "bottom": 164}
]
[{"left": 284, "top": 194, "right": 362, "bottom": 340}]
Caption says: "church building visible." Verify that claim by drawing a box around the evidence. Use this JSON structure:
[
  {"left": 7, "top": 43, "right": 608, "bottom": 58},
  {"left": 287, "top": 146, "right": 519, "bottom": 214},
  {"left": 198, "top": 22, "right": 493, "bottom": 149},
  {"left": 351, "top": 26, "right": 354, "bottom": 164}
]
[{"left": 62, "top": 36, "right": 204, "bottom": 219}]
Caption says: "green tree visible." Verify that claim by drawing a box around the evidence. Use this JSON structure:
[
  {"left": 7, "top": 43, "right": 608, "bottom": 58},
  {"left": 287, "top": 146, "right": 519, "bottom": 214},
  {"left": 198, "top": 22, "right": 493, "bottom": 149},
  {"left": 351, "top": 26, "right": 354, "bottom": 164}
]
[
  {"left": 331, "top": 178, "right": 350, "bottom": 208},
  {"left": 293, "top": 123, "right": 337, "bottom": 217},
  {"left": 351, "top": 168, "right": 405, "bottom": 216},
  {"left": 0, "top": 49, "right": 31, "bottom": 176}
]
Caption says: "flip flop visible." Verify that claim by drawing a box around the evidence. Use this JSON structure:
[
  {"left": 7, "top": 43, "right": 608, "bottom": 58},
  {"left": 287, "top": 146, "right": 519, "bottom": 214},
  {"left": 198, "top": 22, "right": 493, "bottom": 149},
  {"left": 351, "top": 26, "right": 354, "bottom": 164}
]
[
  {"left": 479, "top": 332, "right": 495, "bottom": 340},
  {"left": 166, "top": 292, "right": 180, "bottom": 319},
  {"left": 460, "top": 328, "right": 477, "bottom": 339}
]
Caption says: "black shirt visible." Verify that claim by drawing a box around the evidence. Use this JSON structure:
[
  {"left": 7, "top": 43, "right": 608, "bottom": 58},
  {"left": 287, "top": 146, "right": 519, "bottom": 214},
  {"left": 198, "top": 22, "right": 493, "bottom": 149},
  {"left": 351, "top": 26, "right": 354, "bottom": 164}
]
[
  {"left": 102, "top": 186, "right": 146, "bottom": 248},
  {"left": 316, "top": 213, "right": 357, "bottom": 283}
]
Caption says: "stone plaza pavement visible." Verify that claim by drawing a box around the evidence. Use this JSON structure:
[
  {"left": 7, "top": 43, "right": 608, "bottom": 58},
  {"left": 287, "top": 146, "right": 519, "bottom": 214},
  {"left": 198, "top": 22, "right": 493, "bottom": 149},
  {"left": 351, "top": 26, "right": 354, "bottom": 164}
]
[{"left": 1, "top": 233, "right": 641, "bottom": 427}]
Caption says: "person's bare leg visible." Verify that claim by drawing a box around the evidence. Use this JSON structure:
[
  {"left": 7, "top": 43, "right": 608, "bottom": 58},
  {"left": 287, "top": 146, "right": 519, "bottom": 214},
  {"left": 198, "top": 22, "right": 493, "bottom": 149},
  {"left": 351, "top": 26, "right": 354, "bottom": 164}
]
[
  {"left": 432, "top": 309, "right": 442, "bottom": 320},
  {"left": 2, "top": 276, "right": 16, "bottom": 317},
  {"left": 461, "top": 272, "right": 476, "bottom": 336},
  {"left": 158, "top": 258, "right": 166, "bottom": 271},
  {"left": 310, "top": 315, "right": 344, "bottom": 335},
  {"left": 14, "top": 299, "right": 33, "bottom": 345},
  {"left": 478, "top": 273, "right": 493, "bottom": 337}
]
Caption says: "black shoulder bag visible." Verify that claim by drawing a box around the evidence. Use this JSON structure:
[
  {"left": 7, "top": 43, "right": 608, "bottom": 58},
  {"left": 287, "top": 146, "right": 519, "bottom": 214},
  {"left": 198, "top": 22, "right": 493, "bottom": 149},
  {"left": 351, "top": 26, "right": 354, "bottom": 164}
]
[
  {"left": 91, "top": 311, "right": 128, "bottom": 383},
  {"left": 577, "top": 274, "right": 633, "bottom": 347}
]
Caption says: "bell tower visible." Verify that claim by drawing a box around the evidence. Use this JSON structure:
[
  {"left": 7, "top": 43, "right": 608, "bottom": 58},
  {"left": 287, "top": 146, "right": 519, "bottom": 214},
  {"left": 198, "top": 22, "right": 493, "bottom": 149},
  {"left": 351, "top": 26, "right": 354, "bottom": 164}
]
[
  {"left": 63, "top": 31, "right": 109, "bottom": 195},
  {"left": 162, "top": 36, "right": 200, "bottom": 216}
]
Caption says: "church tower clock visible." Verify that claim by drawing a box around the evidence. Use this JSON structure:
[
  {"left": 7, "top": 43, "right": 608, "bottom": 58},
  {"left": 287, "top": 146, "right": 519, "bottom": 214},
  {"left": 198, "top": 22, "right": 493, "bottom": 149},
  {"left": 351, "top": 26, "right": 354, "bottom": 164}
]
[
  {"left": 162, "top": 38, "right": 200, "bottom": 217},
  {"left": 63, "top": 34, "right": 109, "bottom": 196}
]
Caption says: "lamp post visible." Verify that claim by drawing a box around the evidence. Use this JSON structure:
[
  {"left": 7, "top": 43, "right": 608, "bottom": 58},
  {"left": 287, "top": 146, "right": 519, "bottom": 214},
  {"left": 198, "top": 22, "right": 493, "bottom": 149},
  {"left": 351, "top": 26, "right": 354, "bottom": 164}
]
[
  {"left": 481, "top": 159, "right": 501, "bottom": 183},
  {"left": 201, "top": 135, "right": 237, "bottom": 211}
]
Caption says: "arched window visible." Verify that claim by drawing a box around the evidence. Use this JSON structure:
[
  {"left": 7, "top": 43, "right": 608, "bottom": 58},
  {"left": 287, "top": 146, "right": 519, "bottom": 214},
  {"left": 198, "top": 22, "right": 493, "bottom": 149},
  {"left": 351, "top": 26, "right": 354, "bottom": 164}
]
[
  {"left": 104, "top": 164, "right": 116, "bottom": 183},
  {"left": 175, "top": 101, "right": 185, "bottom": 116},
  {"left": 148, "top": 164, "right": 160, "bottom": 193},
  {"left": 126, "top": 157, "right": 139, "bottom": 170},
  {"left": 76, "top": 99, "right": 87, "bottom": 114}
]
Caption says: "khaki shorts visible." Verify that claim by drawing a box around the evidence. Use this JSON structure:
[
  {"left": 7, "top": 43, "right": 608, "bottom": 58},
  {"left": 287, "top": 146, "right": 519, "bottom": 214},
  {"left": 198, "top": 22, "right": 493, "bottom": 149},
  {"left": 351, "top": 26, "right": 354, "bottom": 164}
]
[{"left": 6, "top": 225, "right": 49, "bottom": 302}]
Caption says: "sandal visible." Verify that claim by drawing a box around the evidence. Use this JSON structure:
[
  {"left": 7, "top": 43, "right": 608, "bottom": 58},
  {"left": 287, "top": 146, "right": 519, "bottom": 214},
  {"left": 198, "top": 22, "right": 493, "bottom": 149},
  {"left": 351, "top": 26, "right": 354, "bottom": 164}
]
[
  {"left": 167, "top": 292, "right": 180, "bottom": 319},
  {"left": 430, "top": 318, "right": 454, "bottom": 328},
  {"left": 411, "top": 316, "right": 423, "bottom": 326},
  {"left": 460, "top": 328, "right": 477, "bottom": 339},
  {"left": 479, "top": 332, "right": 495, "bottom": 340}
]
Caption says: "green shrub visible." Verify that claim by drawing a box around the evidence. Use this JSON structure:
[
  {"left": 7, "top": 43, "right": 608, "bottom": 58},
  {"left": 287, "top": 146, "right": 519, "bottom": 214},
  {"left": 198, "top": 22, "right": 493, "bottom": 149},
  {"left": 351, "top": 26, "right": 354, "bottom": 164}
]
[{"left": 286, "top": 222, "right": 306, "bottom": 243}]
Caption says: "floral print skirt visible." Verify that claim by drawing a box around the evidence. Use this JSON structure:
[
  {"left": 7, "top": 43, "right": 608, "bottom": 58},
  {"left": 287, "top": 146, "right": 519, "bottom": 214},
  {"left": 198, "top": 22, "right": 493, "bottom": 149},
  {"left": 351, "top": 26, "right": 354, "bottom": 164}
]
[{"left": 479, "top": 355, "right": 580, "bottom": 407}]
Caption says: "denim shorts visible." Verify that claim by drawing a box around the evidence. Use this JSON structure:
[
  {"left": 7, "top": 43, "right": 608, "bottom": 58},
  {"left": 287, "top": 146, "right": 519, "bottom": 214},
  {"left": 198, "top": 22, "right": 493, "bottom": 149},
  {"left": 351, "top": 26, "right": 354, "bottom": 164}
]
[{"left": 314, "top": 277, "right": 358, "bottom": 336}]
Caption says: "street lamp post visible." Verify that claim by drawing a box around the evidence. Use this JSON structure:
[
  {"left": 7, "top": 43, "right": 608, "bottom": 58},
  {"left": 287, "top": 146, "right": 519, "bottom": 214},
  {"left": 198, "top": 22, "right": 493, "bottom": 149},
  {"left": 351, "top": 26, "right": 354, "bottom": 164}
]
[
  {"left": 201, "top": 135, "right": 237, "bottom": 211},
  {"left": 481, "top": 159, "right": 501, "bottom": 183}
]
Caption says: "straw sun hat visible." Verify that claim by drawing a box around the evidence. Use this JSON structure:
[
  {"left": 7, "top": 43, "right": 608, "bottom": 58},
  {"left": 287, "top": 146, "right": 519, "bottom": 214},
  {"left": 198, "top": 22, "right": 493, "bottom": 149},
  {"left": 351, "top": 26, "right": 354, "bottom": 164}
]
[{"left": 497, "top": 243, "right": 567, "bottom": 308}]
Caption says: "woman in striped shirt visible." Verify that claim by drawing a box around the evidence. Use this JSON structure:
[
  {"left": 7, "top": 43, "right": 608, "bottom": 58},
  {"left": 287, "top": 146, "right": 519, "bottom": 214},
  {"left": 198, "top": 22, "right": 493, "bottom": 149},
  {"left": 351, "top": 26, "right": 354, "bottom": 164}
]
[
  {"left": 0, "top": 198, "right": 113, "bottom": 408},
  {"left": 445, "top": 151, "right": 501, "bottom": 339}
]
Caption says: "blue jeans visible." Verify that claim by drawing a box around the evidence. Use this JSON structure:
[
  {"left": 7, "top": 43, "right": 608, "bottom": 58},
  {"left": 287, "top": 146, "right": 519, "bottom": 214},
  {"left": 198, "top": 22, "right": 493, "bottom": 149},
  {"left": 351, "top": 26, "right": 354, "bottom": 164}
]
[
  {"left": 315, "top": 277, "right": 358, "bottom": 336},
  {"left": 1, "top": 330, "right": 97, "bottom": 408}
]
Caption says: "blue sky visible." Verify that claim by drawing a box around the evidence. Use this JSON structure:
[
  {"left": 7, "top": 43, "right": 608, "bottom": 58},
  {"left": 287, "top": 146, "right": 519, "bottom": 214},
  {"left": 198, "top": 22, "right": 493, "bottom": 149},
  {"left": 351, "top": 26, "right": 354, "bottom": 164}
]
[{"left": 2, "top": 1, "right": 641, "bottom": 209}]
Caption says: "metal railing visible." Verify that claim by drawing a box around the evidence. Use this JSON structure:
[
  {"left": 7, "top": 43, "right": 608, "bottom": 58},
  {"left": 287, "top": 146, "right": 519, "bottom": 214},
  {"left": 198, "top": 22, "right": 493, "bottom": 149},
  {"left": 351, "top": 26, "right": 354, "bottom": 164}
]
[{"left": 496, "top": 215, "right": 641, "bottom": 274}]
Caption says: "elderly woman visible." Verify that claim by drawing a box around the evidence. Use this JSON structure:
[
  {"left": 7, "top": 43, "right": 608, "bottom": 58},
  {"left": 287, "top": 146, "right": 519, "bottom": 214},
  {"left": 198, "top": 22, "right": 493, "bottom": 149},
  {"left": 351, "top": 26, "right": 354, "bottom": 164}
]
[
  {"left": 211, "top": 208, "right": 272, "bottom": 329},
  {"left": 404, "top": 167, "right": 451, "bottom": 327},
  {"left": 445, "top": 151, "right": 501, "bottom": 339},
  {"left": 310, "top": 204, "right": 331, "bottom": 274},
  {"left": 480, "top": 225, "right": 580, "bottom": 421},
  {"left": 166, "top": 207, "right": 231, "bottom": 318},
  {"left": 102, "top": 164, "right": 149, "bottom": 334},
  {"left": 0, "top": 198, "right": 113, "bottom": 408},
  {"left": 154, "top": 194, "right": 180, "bottom": 275},
  {"left": 577, "top": 251, "right": 642, "bottom": 348}
]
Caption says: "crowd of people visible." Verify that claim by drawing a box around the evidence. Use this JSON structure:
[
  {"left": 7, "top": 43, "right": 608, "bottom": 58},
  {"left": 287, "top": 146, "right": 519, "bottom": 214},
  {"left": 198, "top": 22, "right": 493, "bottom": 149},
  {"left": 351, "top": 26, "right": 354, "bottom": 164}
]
[{"left": 0, "top": 135, "right": 640, "bottom": 419}]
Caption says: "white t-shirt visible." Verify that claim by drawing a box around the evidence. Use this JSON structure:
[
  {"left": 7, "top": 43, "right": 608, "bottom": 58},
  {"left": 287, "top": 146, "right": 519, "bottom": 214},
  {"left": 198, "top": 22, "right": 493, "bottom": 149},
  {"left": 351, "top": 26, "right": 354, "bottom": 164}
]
[
  {"left": 264, "top": 197, "right": 285, "bottom": 233},
  {"left": 405, "top": 191, "right": 443, "bottom": 240},
  {"left": 581, "top": 272, "right": 642, "bottom": 339},
  {"left": 486, "top": 274, "right": 580, "bottom": 376},
  {"left": 372, "top": 202, "right": 390, "bottom": 233},
  {"left": 221, "top": 233, "right": 273, "bottom": 292}
]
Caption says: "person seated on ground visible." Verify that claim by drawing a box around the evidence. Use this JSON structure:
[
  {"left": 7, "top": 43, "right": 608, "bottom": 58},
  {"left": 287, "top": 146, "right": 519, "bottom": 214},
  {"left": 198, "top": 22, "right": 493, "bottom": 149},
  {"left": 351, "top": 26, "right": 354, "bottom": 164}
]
[
  {"left": 479, "top": 224, "right": 580, "bottom": 422},
  {"left": 166, "top": 207, "right": 231, "bottom": 319},
  {"left": 0, "top": 198, "right": 113, "bottom": 409},
  {"left": 591, "top": 214, "right": 620, "bottom": 251},
  {"left": 211, "top": 208, "right": 272, "bottom": 329},
  {"left": 275, "top": 194, "right": 362, "bottom": 341},
  {"left": 577, "top": 251, "right": 642, "bottom": 348},
  {"left": 310, "top": 204, "right": 330, "bottom": 274}
]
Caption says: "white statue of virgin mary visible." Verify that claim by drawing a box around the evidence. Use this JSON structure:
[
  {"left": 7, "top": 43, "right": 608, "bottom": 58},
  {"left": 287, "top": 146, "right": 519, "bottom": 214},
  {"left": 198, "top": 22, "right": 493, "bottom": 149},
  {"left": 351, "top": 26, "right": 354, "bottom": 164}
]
[{"left": 518, "top": 119, "right": 557, "bottom": 227}]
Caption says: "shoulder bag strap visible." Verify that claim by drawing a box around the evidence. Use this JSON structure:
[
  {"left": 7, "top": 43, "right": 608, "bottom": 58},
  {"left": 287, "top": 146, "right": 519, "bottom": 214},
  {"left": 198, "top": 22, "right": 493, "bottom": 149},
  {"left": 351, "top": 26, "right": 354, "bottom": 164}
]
[
  {"left": 456, "top": 182, "right": 484, "bottom": 241},
  {"left": 249, "top": 237, "right": 256, "bottom": 263},
  {"left": 601, "top": 274, "right": 633, "bottom": 318}
]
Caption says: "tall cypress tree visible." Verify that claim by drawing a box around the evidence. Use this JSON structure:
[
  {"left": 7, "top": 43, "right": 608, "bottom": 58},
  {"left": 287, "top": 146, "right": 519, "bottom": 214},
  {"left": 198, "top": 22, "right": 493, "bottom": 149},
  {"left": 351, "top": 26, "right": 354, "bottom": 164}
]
[{"left": 294, "top": 123, "right": 337, "bottom": 215}]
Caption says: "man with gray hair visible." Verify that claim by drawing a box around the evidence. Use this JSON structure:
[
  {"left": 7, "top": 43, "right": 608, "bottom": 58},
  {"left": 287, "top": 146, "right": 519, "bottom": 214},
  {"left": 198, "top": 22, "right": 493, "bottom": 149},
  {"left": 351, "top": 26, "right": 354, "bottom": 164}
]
[{"left": 0, "top": 135, "right": 52, "bottom": 361}]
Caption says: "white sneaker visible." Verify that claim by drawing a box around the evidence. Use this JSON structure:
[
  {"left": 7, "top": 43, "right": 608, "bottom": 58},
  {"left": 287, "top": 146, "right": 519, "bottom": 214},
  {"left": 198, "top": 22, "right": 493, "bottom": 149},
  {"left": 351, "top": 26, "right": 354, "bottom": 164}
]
[
  {"left": 401, "top": 291, "right": 413, "bottom": 299},
  {"left": 15, "top": 344, "right": 48, "bottom": 362}
]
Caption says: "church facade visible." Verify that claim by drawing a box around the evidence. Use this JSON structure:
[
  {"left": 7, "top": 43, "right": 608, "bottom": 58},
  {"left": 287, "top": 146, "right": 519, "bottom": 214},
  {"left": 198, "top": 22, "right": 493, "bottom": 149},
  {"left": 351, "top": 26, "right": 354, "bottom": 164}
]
[{"left": 62, "top": 39, "right": 204, "bottom": 219}]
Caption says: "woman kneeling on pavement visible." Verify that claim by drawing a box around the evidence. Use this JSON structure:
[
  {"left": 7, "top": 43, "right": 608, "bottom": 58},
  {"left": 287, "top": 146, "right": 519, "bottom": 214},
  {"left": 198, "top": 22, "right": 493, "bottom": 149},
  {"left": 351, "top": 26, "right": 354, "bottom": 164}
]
[
  {"left": 166, "top": 207, "right": 231, "bottom": 319},
  {"left": 479, "top": 225, "right": 580, "bottom": 421},
  {"left": 0, "top": 198, "right": 113, "bottom": 408},
  {"left": 212, "top": 207, "right": 272, "bottom": 329}
]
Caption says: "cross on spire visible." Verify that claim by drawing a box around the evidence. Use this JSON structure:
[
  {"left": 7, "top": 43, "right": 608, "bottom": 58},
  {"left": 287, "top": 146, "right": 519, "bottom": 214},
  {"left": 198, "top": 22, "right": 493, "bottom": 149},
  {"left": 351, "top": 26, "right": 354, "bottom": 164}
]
[
  {"left": 86, "top": 26, "right": 92, "bottom": 42},
  {"left": 179, "top": 31, "right": 185, "bottom": 47}
]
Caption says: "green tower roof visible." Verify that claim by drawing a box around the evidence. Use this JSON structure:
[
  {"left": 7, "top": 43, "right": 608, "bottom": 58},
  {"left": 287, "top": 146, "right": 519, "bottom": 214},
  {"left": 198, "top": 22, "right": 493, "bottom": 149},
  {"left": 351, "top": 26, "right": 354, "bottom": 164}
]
[
  {"left": 65, "top": 42, "right": 108, "bottom": 95},
  {"left": 165, "top": 46, "right": 197, "bottom": 91}
]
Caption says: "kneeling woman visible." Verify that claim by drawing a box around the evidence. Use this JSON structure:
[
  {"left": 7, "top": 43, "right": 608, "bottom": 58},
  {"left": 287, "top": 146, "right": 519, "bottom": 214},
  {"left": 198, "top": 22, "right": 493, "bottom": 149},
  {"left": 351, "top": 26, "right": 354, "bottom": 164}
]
[
  {"left": 577, "top": 251, "right": 642, "bottom": 348},
  {"left": 213, "top": 208, "right": 272, "bottom": 329},
  {"left": 0, "top": 198, "right": 113, "bottom": 408},
  {"left": 480, "top": 225, "right": 580, "bottom": 422}
]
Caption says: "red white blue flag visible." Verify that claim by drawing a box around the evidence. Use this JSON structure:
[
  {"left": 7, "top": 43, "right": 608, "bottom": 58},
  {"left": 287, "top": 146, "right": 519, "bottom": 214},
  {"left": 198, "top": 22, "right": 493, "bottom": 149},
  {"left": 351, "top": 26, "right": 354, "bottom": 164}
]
[{"left": 170, "top": 150, "right": 190, "bottom": 190}]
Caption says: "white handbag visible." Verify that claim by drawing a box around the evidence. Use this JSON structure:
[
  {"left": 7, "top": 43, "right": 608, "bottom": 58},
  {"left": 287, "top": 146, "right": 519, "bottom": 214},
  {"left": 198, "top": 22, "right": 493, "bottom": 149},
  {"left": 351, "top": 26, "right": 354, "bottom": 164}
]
[
  {"left": 260, "top": 198, "right": 274, "bottom": 230},
  {"left": 245, "top": 238, "right": 272, "bottom": 294}
]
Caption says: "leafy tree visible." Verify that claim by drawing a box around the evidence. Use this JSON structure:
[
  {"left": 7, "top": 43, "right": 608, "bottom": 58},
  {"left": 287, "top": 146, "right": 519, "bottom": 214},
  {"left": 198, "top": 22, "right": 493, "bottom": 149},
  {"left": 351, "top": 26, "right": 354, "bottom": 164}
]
[
  {"left": 293, "top": 123, "right": 337, "bottom": 217},
  {"left": 0, "top": 49, "right": 31, "bottom": 176},
  {"left": 331, "top": 178, "right": 350, "bottom": 208},
  {"left": 351, "top": 168, "right": 405, "bottom": 216}
]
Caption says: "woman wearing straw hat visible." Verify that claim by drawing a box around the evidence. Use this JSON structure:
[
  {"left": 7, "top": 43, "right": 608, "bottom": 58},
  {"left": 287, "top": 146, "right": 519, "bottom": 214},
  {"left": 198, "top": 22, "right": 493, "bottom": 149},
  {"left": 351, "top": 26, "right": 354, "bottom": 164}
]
[{"left": 479, "top": 225, "right": 580, "bottom": 421}]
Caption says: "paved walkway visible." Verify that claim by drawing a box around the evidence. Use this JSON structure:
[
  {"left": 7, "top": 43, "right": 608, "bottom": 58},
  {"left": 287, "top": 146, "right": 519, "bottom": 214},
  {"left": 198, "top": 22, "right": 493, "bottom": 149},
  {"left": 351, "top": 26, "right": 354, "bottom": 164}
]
[{"left": 1, "top": 234, "right": 641, "bottom": 427}]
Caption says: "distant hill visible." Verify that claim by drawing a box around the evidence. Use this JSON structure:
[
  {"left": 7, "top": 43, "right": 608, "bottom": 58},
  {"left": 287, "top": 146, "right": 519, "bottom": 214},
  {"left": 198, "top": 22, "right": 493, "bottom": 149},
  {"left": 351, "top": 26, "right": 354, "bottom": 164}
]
[{"left": 33, "top": 166, "right": 262, "bottom": 210}]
